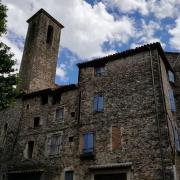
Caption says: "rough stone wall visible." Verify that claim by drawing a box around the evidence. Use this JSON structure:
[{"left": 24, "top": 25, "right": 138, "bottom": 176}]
[
  {"left": 78, "top": 50, "right": 173, "bottom": 180},
  {"left": 19, "top": 12, "right": 62, "bottom": 92},
  {"left": 165, "top": 52, "right": 180, "bottom": 180},
  {"left": 0, "top": 88, "right": 79, "bottom": 180}
]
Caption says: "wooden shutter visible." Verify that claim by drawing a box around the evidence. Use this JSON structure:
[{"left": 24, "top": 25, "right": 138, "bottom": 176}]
[
  {"left": 98, "top": 96, "right": 104, "bottom": 112},
  {"left": 168, "top": 71, "right": 175, "bottom": 83},
  {"left": 168, "top": 89, "right": 176, "bottom": 112},
  {"left": 112, "top": 127, "right": 121, "bottom": 150},
  {"left": 93, "top": 96, "right": 98, "bottom": 112}
]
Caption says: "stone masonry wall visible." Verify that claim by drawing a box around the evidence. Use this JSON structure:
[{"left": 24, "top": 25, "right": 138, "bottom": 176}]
[{"left": 78, "top": 49, "right": 173, "bottom": 180}]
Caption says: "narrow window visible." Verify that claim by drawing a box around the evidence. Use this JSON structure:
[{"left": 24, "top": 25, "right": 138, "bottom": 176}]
[
  {"left": 29, "top": 23, "right": 36, "bottom": 41},
  {"left": 46, "top": 25, "right": 53, "bottom": 45},
  {"left": 56, "top": 108, "right": 64, "bottom": 121},
  {"left": 34, "top": 117, "right": 40, "bottom": 128},
  {"left": 65, "top": 171, "right": 74, "bottom": 180},
  {"left": 4, "top": 123, "right": 8, "bottom": 131},
  {"left": 26, "top": 104, "right": 30, "bottom": 109},
  {"left": 28, "top": 141, "right": 34, "bottom": 159},
  {"left": 93, "top": 95, "right": 104, "bottom": 112},
  {"left": 168, "top": 89, "right": 176, "bottom": 112},
  {"left": 83, "top": 132, "right": 94, "bottom": 153},
  {"left": 168, "top": 70, "right": 175, "bottom": 83},
  {"left": 47, "top": 134, "right": 62, "bottom": 156},
  {"left": 41, "top": 94, "right": 48, "bottom": 105},
  {"left": 95, "top": 66, "right": 105, "bottom": 76}
]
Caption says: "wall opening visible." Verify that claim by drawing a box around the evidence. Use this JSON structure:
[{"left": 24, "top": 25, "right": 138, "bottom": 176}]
[
  {"left": 34, "top": 117, "right": 40, "bottom": 128},
  {"left": 46, "top": 25, "right": 53, "bottom": 45},
  {"left": 28, "top": 141, "right": 34, "bottom": 159}
]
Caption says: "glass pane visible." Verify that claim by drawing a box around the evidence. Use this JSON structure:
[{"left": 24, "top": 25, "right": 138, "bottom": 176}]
[{"left": 65, "top": 171, "right": 73, "bottom": 180}]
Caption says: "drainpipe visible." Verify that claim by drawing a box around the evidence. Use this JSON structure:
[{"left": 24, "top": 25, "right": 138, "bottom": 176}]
[{"left": 149, "top": 48, "right": 166, "bottom": 180}]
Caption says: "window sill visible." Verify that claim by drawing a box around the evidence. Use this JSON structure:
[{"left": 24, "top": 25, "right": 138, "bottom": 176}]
[{"left": 80, "top": 152, "right": 95, "bottom": 160}]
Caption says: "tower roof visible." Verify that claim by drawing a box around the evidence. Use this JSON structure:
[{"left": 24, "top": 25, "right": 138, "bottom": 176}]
[{"left": 27, "top": 8, "right": 64, "bottom": 28}]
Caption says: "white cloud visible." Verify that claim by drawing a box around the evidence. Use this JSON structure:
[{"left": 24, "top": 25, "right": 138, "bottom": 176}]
[
  {"left": 56, "top": 64, "right": 68, "bottom": 82},
  {"left": 130, "top": 20, "right": 165, "bottom": 48},
  {"left": 169, "top": 18, "right": 180, "bottom": 50},
  {"left": 105, "top": 0, "right": 149, "bottom": 15},
  {"left": 149, "top": 0, "right": 180, "bottom": 19},
  {"left": 3, "top": 0, "right": 135, "bottom": 63}
]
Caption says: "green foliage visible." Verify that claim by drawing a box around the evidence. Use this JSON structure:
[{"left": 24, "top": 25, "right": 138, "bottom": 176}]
[
  {"left": 0, "top": 1, "right": 19, "bottom": 110},
  {"left": 0, "top": 1, "right": 7, "bottom": 35}
]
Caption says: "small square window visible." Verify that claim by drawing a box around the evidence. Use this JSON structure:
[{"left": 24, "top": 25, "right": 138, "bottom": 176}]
[
  {"left": 71, "top": 112, "right": 75, "bottom": 117},
  {"left": 95, "top": 66, "right": 105, "bottom": 76},
  {"left": 34, "top": 117, "right": 40, "bottom": 128},
  {"left": 69, "top": 136, "right": 74, "bottom": 142},
  {"left": 56, "top": 108, "right": 64, "bottom": 121}
]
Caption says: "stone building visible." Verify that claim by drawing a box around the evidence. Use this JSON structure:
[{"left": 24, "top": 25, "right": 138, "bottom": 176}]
[{"left": 0, "top": 8, "right": 180, "bottom": 180}]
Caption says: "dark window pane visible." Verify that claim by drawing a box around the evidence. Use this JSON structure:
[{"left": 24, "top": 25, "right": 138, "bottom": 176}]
[{"left": 65, "top": 171, "right": 73, "bottom": 180}]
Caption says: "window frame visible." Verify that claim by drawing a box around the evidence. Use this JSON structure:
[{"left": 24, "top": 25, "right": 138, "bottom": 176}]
[
  {"left": 83, "top": 132, "right": 94, "bottom": 153},
  {"left": 46, "top": 132, "right": 62, "bottom": 156},
  {"left": 168, "top": 70, "right": 175, "bottom": 83},
  {"left": 94, "top": 66, "right": 105, "bottom": 77},
  {"left": 56, "top": 107, "right": 64, "bottom": 122},
  {"left": 168, "top": 88, "right": 176, "bottom": 112},
  {"left": 93, "top": 95, "right": 104, "bottom": 113}
]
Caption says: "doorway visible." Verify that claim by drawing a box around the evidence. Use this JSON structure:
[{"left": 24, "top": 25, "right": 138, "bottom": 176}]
[
  {"left": 94, "top": 173, "right": 127, "bottom": 180},
  {"left": 8, "top": 172, "right": 41, "bottom": 180}
]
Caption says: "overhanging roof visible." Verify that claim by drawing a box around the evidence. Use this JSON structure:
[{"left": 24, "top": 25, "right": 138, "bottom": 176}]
[
  {"left": 89, "top": 162, "right": 133, "bottom": 170},
  {"left": 27, "top": 8, "right": 64, "bottom": 28},
  {"left": 77, "top": 42, "right": 173, "bottom": 72}
]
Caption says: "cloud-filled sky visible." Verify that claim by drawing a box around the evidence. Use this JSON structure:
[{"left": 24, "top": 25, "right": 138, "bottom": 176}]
[{"left": 1, "top": 0, "right": 180, "bottom": 85}]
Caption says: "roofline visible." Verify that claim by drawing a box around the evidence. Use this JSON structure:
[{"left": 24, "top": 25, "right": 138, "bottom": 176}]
[
  {"left": 77, "top": 42, "right": 173, "bottom": 72},
  {"left": 27, "top": 8, "right": 64, "bottom": 28},
  {"left": 22, "top": 84, "right": 78, "bottom": 99},
  {"left": 165, "top": 51, "right": 180, "bottom": 55}
]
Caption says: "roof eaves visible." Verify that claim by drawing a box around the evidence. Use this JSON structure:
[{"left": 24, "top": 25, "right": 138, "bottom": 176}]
[{"left": 27, "top": 8, "right": 64, "bottom": 28}]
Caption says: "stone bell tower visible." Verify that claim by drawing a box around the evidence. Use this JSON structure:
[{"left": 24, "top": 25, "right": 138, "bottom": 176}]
[{"left": 19, "top": 9, "right": 64, "bottom": 92}]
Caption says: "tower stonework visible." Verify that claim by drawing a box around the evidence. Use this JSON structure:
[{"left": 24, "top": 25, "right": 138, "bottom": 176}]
[{"left": 19, "top": 9, "right": 64, "bottom": 92}]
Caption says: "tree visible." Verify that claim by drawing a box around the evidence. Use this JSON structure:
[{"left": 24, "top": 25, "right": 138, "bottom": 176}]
[{"left": 0, "top": 1, "right": 19, "bottom": 110}]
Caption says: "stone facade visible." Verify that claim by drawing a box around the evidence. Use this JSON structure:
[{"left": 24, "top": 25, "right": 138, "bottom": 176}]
[{"left": 0, "top": 9, "right": 180, "bottom": 180}]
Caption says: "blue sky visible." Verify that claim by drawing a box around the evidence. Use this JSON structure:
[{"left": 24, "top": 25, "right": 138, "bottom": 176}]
[{"left": 1, "top": 0, "right": 180, "bottom": 85}]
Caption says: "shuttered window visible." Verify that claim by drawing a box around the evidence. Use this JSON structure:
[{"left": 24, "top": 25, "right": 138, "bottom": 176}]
[
  {"left": 168, "top": 89, "right": 176, "bottom": 112},
  {"left": 95, "top": 66, "right": 105, "bottom": 76},
  {"left": 56, "top": 108, "right": 64, "bottom": 121},
  {"left": 172, "top": 122, "right": 180, "bottom": 152},
  {"left": 83, "top": 132, "right": 94, "bottom": 153},
  {"left": 93, "top": 95, "right": 104, "bottom": 112},
  {"left": 65, "top": 171, "right": 73, "bottom": 180},
  {"left": 168, "top": 70, "right": 175, "bottom": 83},
  {"left": 46, "top": 134, "right": 62, "bottom": 156},
  {"left": 112, "top": 127, "right": 121, "bottom": 150}
]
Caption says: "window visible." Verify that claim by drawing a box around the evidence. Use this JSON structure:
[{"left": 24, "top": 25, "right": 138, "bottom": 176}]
[
  {"left": 56, "top": 108, "right": 64, "bottom": 121},
  {"left": 34, "top": 117, "right": 40, "bottom": 128},
  {"left": 65, "top": 171, "right": 74, "bottom": 180},
  {"left": 93, "top": 95, "right": 104, "bottom": 112},
  {"left": 83, "top": 132, "right": 94, "bottom": 153},
  {"left": 69, "top": 136, "right": 74, "bottom": 142},
  {"left": 168, "top": 70, "right": 175, "bottom": 83},
  {"left": 71, "top": 112, "right": 75, "bottom": 117},
  {"left": 28, "top": 141, "right": 34, "bottom": 159},
  {"left": 168, "top": 89, "right": 176, "bottom": 112},
  {"left": 95, "top": 66, "right": 105, "bottom": 76},
  {"left": 52, "top": 94, "right": 61, "bottom": 105},
  {"left": 46, "top": 134, "right": 62, "bottom": 156},
  {"left": 46, "top": 25, "right": 53, "bottom": 45},
  {"left": 29, "top": 23, "right": 36, "bottom": 41},
  {"left": 41, "top": 94, "right": 48, "bottom": 105}
]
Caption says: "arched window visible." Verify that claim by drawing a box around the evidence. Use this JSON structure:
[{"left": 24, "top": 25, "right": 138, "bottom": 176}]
[{"left": 46, "top": 25, "right": 53, "bottom": 45}]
